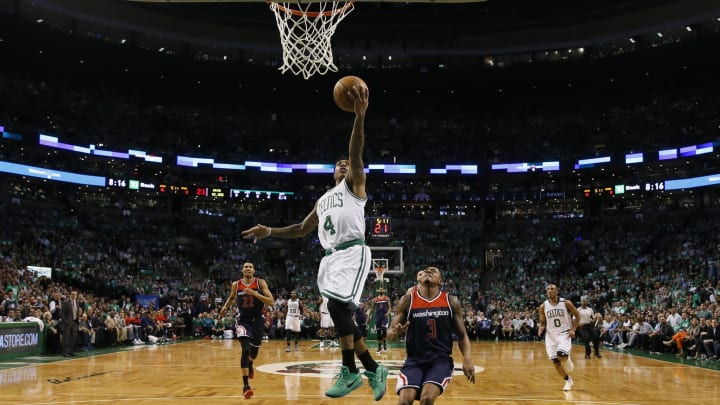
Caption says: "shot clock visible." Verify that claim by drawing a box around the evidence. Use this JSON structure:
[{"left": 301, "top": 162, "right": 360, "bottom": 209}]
[{"left": 370, "top": 217, "right": 391, "bottom": 239}]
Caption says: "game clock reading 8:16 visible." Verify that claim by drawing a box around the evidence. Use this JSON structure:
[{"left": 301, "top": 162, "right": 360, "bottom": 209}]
[{"left": 371, "top": 217, "right": 391, "bottom": 238}]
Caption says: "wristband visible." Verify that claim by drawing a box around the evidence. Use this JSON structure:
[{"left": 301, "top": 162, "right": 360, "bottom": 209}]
[{"left": 267, "top": 227, "right": 272, "bottom": 236}]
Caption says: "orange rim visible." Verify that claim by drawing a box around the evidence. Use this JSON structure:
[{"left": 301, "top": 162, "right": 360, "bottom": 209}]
[{"left": 268, "top": 0, "right": 355, "bottom": 18}]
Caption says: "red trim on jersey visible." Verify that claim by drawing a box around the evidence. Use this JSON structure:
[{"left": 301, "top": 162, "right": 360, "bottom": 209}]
[
  {"left": 239, "top": 277, "right": 259, "bottom": 291},
  {"left": 398, "top": 372, "right": 408, "bottom": 386},
  {"left": 410, "top": 290, "right": 450, "bottom": 308},
  {"left": 407, "top": 289, "right": 452, "bottom": 320}
]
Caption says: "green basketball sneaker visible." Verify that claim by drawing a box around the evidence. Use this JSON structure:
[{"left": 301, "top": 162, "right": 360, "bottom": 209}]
[
  {"left": 364, "top": 364, "right": 389, "bottom": 401},
  {"left": 325, "top": 365, "right": 363, "bottom": 398}
]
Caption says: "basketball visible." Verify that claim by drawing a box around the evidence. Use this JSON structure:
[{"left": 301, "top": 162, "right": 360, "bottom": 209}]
[{"left": 333, "top": 75, "right": 367, "bottom": 112}]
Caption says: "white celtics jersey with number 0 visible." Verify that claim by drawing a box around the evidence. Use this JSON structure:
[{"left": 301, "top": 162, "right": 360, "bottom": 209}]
[
  {"left": 315, "top": 178, "right": 366, "bottom": 250},
  {"left": 543, "top": 298, "right": 572, "bottom": 336}
]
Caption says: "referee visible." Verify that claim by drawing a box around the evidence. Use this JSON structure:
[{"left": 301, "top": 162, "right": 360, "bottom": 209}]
[{"left": 577, "top": 296, "right": 602, "bottom": 359}]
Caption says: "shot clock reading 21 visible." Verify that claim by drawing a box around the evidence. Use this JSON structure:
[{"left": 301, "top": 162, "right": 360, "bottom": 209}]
[{"left": 370, "top": 217, "right": 391, "bottom": 239}]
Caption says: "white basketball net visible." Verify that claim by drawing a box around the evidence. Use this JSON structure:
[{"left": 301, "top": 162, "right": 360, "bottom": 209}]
[
  {"left": 268, "top": 0, "right": 355, "bottom": 80},
  {"left": 373, "top": 258, "right": 388, "bottom": 287}
]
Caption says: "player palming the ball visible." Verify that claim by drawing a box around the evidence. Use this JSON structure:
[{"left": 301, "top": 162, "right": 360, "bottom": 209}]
[{"left": 242, "top": 77, "right": 389, "bottom": 401}]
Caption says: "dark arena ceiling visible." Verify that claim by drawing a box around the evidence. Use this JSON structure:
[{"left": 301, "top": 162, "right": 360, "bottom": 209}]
[{"left": 5, "top": 0, "right": 720, "bottom": 68}]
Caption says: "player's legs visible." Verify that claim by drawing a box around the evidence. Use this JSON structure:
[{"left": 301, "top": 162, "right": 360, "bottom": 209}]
[
  {"left": 286, "top": 325, "right": 292, "bottom": 351},
  {"left": 590, "top": 327, "right": 602, "bottom": 357},
  {"left": 320, "top": 312, "right": 335, "bottom": 346},
  {"left": 247, "top": 320, "right": 263, "bottom": 380},
  {"left": 321, "top": 247, "right": 387, "bottom": 399},
  {"left": 319, "top": 327, "right": 326, "bottom": 347},
  {"left": 545, "top": 333, "right": 559, "bottom": 360},
  {"left": 578, "top": 325, "right": 592, "bottom": 357},
  {"left": 238, "top": 336, "right": 254, "bottom": 398},
  {"left": 419, "top": 383, "right": 443, "bottom": 405},
  {"left": 397, "top": 388, "right": 420, "bottom": 405},
  {"left": 551, "top": 358, "right": 567, "bottom": 377},
  {"left": 418, "top": 356, "right": 452, "bottom": 404},
  {"left": 326, "top": 298, "right": 387, "bottom": 400},
  {"left": 324, "top": 299, "right": 364, "bottom": 398},
  {"left": 375, "top": 325, "right": 382, "bottom": 352},
  {"left": 556, "top": 335, "right": 573, "bottom": 372},
  {"left": 546, "top": 334, "right": 569, "bottom": 377},
  {"left": 239, "top": 338, "right": 252, "bottom": 374},
  {"left": 396, "top": 361, "right": 423, "bottom": 404},
  {"left": 287, "top": 318, "right": 300, "bottom": 350},
  {"left": 376, "top": 326, "right": 387, "bottom": 352},
  {"left": 547, "top": 333, "right": 573, "bottom": 390},
  {"left": 328, "top": 299, "right": 367, "bottom": 362}
]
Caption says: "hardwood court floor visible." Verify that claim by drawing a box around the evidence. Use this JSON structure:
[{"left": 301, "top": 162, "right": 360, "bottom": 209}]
[{"left": 1, "top": 339, "right": 719, "bottom": 404}]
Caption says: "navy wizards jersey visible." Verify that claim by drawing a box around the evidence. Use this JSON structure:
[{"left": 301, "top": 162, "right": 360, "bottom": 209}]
[
  {"left": 236, "top": 278, "right": 265, "bottom": 321},
  {"left": 374, "top": 295, "right": 390, "bottom": 327},
  {"left": 405, "top": 289, "right": 454, "bottom": 361}
]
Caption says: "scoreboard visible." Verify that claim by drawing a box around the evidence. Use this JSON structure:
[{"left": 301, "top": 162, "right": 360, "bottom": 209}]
[{"left": 370, "top": 217, "right": 391, "bottom": 239}]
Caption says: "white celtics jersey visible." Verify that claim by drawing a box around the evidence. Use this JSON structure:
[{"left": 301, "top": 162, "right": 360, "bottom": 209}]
[
  {"left": 316, "top": 178, "right": 366, "bottom": 250},
  {"left": 320, "top": 296, "right": 329, "bottom": 314},
  {"left": 286, "top": 299, "right": 300, "bottom": 317},
  {"left": 544, "top": 298, "right": 573, "bottom": 335}
]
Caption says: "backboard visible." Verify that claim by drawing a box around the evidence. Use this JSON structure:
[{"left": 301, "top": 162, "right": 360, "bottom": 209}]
[
  {"left": 369, "top": 246, "right": 403, "bottom": 275},
  {"left": 129, "top": 0, "right": 487, "bottom": 79}
]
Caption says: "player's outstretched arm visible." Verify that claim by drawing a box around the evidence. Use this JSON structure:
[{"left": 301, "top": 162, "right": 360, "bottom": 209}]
[
  {"left": 346, "top": 84, "right": 368, "bottom": 199},
  {"left": 242, "top": 204, "right": 319, "bottom": 242},
  {"left": 450, "top": 295, "right": 475, "bottom": 383},
  {"left": 387, "top": 294, "right": 410, "bottom": 342}
]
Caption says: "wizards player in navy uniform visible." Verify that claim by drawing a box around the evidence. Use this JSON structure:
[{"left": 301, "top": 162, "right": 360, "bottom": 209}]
[
  {"left": 388, "top": 267, "right": 475, "bottom": 404},
  {"left": 371, "top": 287, "right": 391, "bottom": 353},
  {"left": 219, "top": 262, "right": 274, "bottom": 399}
]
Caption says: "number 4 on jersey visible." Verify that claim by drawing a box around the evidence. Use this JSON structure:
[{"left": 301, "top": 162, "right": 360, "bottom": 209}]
[{"left": 324, "top": 216, "right": 336, "bottom": 235}]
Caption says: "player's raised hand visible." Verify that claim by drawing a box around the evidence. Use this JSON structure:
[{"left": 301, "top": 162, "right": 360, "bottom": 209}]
[
  {"left": 241, "top": 224, "right": 271, "bottom": 243},
  {"left": 387, "top": 321, "right": 410, "bottom": 342}
]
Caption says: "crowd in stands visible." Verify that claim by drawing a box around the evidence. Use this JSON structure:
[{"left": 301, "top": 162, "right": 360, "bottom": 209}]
[
  {"left": 2, "top": 31, "right": 720, "bottom": 357},
  {"left": 2, "top": 186, "right": 720, "bottom": 359}
]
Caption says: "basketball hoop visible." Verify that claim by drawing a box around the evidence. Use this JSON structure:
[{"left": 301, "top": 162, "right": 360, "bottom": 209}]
[
  {"left": 373, "top": 258, "right": 388, "bottom": 289},
  {"left": 374, "top": 266, "right": 386, "bottom": 281},
  {"left": 267, "top": 0, "right": 355, "bottom": 79}
]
